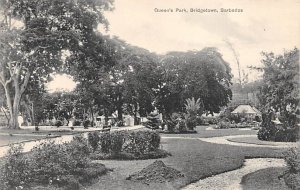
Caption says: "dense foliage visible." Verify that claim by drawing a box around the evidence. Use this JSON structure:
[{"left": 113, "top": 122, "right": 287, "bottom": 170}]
[
  {"left": 284, "top": 148, "right": 300, "bottom": 189},
  {"left": 156, "top": 48, "right": 232, "bottom": 119},
  {"left": 0, "top": 0, "right": 114, "bottom": 128},
  {"left": 88, "top": 130, "right": 168, "bottom": 160},
  {"left": 0, "top": 136, "right": 107, "bottom": 190},
  {"left": 256, "top": 48, "right": 300, "bottom": 142}
]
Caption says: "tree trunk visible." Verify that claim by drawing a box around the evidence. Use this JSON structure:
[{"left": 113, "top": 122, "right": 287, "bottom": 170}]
[
  {"left": 134, "top": 103, "right": 139, "bottom": 125},
  {"left": 117, "top": 93, "right": 123, "bottom": 121},
  {"left": 104, "top": 108, "right": 108, "bottom": 125},
  {"left": 3, "top": 85, "right": 21, "bottom": 129},
  {"left": 117, "top": 104, "right": 123, "bottom": 121},
  {"left": 8, "top": 95, "right": 21, "bottom": 129},
  {"left": 90, "top": 104, "right": 94, "bottom": 127}
]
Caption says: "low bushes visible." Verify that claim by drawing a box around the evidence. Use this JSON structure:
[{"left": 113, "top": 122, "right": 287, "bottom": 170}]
[
  {"left": 216, "top": 120, "right": 258, "bottom": 129},
  {"left": 88, "top": 130, "right": 170, "bottom": 160},
  {"left": 257, "top": 113, "right": 299, "bottom": 142},
  {"left": 164, "top": 113, "right": 197, "bottom": 133},
  {"left": 216, "top": 121, "right": 234, "bottom": 129},
  {"left": 54, "top": 120, "right": 63, "bottom": 128},
  {"left": 0, "top": 136, "right": 107, "bottom": 190},
  {"left": 144, "top": 113, "right": 160, "bottom": 130},
  {"left": 283, "top": 148, "right": 300, "bottom": 189},
  {"left": 83, "top": 120, "right": 90, "bottom": 129},
  {"left": 72, "top": 120, "right": 81, "bottom": 126}
]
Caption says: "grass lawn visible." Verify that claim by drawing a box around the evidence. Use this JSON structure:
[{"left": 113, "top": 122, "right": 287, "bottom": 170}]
[
  {"left": 0, "top": 126, "right": 289, "bottom": 189},
  {"left": 162, "top": 125, "right": 258, "bottom": 138},
  {"left": 87, "top": 132, "right": 288, "bottom": 190},
  {"left": 241, "top": 167, "right": 289, "bottom": 190},
  {"left": 228, "top": 136, "right": 299, "bottom": 146}
]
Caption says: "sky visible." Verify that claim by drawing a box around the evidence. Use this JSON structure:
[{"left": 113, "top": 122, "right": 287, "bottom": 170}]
[
  {"left": 49, "top": 0, "right": 300, "bottom": 91},
  {"left": 102, "top": 0, "right": 300, "bottom": 80},
  {"left": 47, "top": 74, "right": 77, "bottom": 93}
]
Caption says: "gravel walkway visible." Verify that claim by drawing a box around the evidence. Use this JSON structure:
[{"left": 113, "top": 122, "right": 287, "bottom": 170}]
[
  {"left": 182, "top": 158, "right": 286, "bottom": 190},
  {"left": 198, "top": 135, "right": 298, "bottom": 148}
]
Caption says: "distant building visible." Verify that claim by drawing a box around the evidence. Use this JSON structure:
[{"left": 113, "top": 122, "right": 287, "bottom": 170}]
[{"left": 231, "top": 104, "right": 261, "bottom": 119}]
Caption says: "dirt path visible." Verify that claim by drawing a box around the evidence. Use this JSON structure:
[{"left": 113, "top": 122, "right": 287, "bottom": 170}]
[{"left": 182, "top": 158, "right": 286, "bottom": 190}]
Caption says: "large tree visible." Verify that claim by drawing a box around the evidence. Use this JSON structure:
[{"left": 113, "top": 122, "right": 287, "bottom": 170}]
[
  {"left": 156, "top": 48, "right": 232, "bottom": 119},
  {"left": 257, "top": 48, "right": 299, "bottom": 118},
  {"left": 0, "top": 0, "right": 113, "bottom": 128}
]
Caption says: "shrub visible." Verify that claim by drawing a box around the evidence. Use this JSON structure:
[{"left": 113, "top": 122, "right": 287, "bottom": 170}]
[
  {"left": 72, "top": 120, "right": 81, "bottom": 126},
  {"left": 254, "top": 115, "right": 261, "bottom": 122},
  {"left": 124, "top": 131, "right": 161, "bottom": 156},
  {"left": 284, "top": 148, "right": 300, "bottom": 189},
  {"left": 202, "top": 117, "right": 218, "bottom": 125},
  {"left": 83, "top": 120, "right": 90, "bottom": 129},
  {"left": 0, "top": 144, "right": 30, "bottom": 189},
  {"left": 217, "top": 121, "right": 231, "bottom": 129},
  {"left": 258, "top": 112, "right": 299, "bottom": 142},
  {"left": 54, "top": 120, "right": 63, "bottom": 128},
  {"left": 177, "top": 120, "right": 187, "bottom": 132},
  {"left": 145, "top": 113, "right": 160, "bottom": 129},
  {"left": 149, "top": 131, "right": 160, "bottom": 151},
  {"left": 99, "top": 132, "right": 111, "bottom": 153},
  {"left": 88, "top": 132, "right": 100, "bottom": 152},
  {"left": 166, "top": 119, "right": 176, "bottom": 132},
  {"left": 196, "top": 116, "right": 207, "bottom": 126},
  {"left": 116, "top": 120, "right": 124, "bottom": 127},
  {"left": 96, "top": 130, "right": 162, "bottom": 158},
  {"left": 185, "top": 115, "right": 197, "bottom": 130},
  {"left": 125, "top": 131, "right": 148, "bottom": 155},
  {"left": 0, "top": 136, "right": 97, "bottom": 190},
  {"left": 110, "top": 131, "right": 126, "bottom": 154}
]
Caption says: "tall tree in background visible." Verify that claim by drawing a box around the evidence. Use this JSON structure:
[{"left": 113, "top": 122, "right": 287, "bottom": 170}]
[
  {"left": 224, "top": 39, "right": 243, "bottom": 86},
  {"left": 156, "top": 48, "right": 232, "bottom": 119},
  {"left": 256, "top": 48, "right": 299, "bottom": 142},
  {"left": 0, "top": 0, "right": 114, "bottom": 129},
  {"left": 257, "top": 48, "right": 299, "bottom": 117}
]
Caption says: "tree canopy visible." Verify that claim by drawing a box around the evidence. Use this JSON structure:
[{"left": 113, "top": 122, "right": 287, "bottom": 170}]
[
  {"left": 156, "top": 48, "right": 232, "bottom": 118},
  {"left": 0, "top": 0, "right": 114, "bottom": 128},
  {"left": 257, "top": 48, "right": 299, "bottom": 116}
]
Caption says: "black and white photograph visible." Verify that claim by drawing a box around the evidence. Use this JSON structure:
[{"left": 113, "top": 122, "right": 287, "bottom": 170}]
[{"left": 0, "top": 0, "right": 299, "bottom": 189}]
